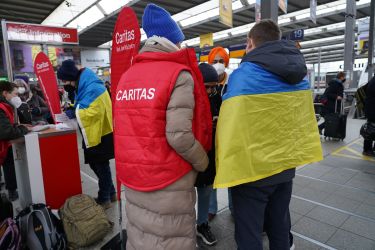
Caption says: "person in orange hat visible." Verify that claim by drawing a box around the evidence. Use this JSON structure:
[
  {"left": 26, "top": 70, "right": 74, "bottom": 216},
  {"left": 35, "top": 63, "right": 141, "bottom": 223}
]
[
  {"left": 207, "top": 46, "right": 234, "bottom": 221},
  {"left": 208, "top": 47, "right": 231, "bottom": 88}
]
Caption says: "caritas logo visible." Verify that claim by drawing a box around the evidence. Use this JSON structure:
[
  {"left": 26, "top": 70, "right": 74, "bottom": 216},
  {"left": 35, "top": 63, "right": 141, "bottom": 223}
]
[
  {"left": 36, "top": 61, "right": 49, "bottom": 70},
  {"left": 115, "top": 29, "right": 135, "bottom": 45}
]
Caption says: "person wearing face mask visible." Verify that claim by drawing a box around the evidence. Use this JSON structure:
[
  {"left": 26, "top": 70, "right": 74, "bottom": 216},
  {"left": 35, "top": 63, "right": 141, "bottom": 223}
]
[
  {"left": 57, "top": 59, "right": 116, "bottom": 209},
  {"left": 318, "top": 71, "right": 346, "bottom": 134},
  {"left": 13, "top": 78, "right": 32, "bottom": 124},
  {"left": 0, "top": 81, "right": 30, "bottom": 201},
  {"left": 207, "top": 47, "right": 234, "bottom": 220},
  {"left": 194, "top": 63, "right": 221, "bottom": 246},
  {"left": 114, "top": 4, "right": 211, "bottom": 250},
  {"left": 208, "top": 47, "right": 233, "bottom": 95}
]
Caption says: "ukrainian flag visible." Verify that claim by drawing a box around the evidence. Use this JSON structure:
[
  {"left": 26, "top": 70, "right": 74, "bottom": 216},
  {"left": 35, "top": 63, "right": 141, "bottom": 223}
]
[
  {"left": 214, "top": 62, "right": 323, "bottom": 188},
  {"left": 75, "top": 69, "right": 113, "bottom": 148}
]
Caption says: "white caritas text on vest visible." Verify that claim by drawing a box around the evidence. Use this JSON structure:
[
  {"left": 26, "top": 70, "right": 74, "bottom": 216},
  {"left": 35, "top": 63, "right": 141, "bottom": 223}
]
[{"left": 116, "top": 88, "right": 155, "bottom": 101}]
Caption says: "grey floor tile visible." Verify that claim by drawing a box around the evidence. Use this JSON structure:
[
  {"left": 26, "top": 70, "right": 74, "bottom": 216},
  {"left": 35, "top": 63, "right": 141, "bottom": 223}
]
[
  {"left": 363, "top": 192, "right": 375, "bottom": 206},
  {"left": 323, "top": 155, "right": 372, "bottom": 171},
  {"left": 298, "top": 164, "right": 334, "bottom": 179},
  {"left": 331, "top": 186, "right": 369, "bottom": 203},
  {"left": 290, "top": 197, "right": 317, "bottom": 215},
  {"left": 306, "top": 206, "right": 349, "bottom": 227},
  {"left": 293, "top": 175, "right": 313, "bottom": 188},
  {"left": 306, "top": 179, "right": 339, "bottom": 194},
  {"left": 345, "top": 178, "right": 375, "bottom": 193},
  {"left": 290, "top": 211, "right": 303, "bottom": 226},
  {"left": 297, "top": 187, "right": 332, "bottom": 203},
  {"left": 341, "top": 216, "right": 375, "bottom": 240},
  {"left": 327, "top": 229, "right": 375, "bottom": 250},
  {"left": 322, "top": 194, "right": 361, "bottom": 213},
  {"left": 292, "top": 217, "right": 337, "bottom": 243},
  {"left": 319, "top": 168, "right": 357, "bottom": 185},
  {"left": 292, "top": 235, "right": 326, "bottom": 250},
  {"left": 355, "top": 203, "right": 375, "bottom": 220}
]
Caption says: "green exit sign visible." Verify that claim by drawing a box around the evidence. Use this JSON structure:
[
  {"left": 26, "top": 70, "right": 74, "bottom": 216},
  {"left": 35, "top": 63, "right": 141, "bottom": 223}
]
[{"left": 0, "top": 77, "right": 8, "bottom": 81}]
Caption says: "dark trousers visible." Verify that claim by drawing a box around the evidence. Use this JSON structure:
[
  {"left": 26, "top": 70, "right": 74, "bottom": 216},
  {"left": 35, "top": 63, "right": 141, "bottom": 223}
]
[
  {"left": 89, "top": 161, "right": 116, "bottom": 203},
  {"left": 363, "top": 139, "right": 374, "bottom": 152},
  {"left": 231, "top": 181, "right": 293, "bottom": 250},
  {"left": 2, "top": 148, "right": 17, "bottom": 191}
]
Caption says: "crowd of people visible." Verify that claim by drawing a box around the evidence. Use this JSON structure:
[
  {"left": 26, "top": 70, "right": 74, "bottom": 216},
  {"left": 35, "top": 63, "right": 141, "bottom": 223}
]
[{"left": 1, "top": 2, "right": 374, "bottom": 250}]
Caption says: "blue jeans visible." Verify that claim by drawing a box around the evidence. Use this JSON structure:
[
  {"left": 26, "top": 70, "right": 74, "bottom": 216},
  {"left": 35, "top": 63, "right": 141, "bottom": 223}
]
[
  {"left": 209, "top": 188, "right": 233, "bottom": 214},
  {"left": 197, "top": 186, "right": 213, "bottom": 225},
  {"left": 89, "top": 161, "right": 116, "bottom": 203},
  {"left": 231, "top": 181, "right": 293, "bottom": 250}
]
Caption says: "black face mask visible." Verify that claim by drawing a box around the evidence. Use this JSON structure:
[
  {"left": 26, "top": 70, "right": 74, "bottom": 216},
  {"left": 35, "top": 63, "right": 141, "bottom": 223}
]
[
  {"left": 342, "top": 78, "right": 346, "bottom": 83},
  {"left": 64, "top": 85, "right": 76, "bottom": 93}
]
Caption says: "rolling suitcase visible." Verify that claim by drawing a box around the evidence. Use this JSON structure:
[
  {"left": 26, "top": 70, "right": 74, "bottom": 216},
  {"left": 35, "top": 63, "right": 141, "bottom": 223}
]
[{"left": 324, "top": 100, "right": 347, "bottom": 140}]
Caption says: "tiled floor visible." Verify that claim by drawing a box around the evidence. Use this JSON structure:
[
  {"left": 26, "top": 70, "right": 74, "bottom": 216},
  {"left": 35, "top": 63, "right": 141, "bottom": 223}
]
[{"left": 4, "top": 118, "right": 375, "bottom": 249}]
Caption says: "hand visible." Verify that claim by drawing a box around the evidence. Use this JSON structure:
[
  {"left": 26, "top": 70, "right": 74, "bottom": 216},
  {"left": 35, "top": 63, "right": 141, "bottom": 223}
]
[
  {"left": 65, "top": 109, "right": 76, "bottom": 119},
  {"left": 31, "top": 107, "right": 41, "bottom": 115},
  {"left": 337, "top": 96, "right": 343, "bottom": 100}
]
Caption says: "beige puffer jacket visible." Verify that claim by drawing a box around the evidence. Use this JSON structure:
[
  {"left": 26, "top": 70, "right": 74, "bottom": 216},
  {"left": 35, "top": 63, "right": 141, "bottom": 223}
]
[{"left": 125, "top": 37, "right": 209, "bottom": 250}]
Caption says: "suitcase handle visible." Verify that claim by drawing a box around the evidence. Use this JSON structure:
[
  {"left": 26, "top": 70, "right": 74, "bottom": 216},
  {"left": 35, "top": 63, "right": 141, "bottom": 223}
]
[{"left": 335, "top": 98, "right": 344, "bottom": 114}]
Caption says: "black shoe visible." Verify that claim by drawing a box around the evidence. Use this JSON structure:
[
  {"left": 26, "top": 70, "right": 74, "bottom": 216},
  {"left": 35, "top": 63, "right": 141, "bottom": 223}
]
[
  {"left": 94, "top": 198, "right": 111, "bottom": 209},
  {"left": 8, "top": 190, "right": 18, "bottom": 202},
  {"left": 197, "top": 223, "right": 217, "bottom": 246},
  {"left": 363, "top": 151, "right": 375, "bottom": 157},
  {"left": 110, "top": 193, "right": 117, "bottom": 202}
]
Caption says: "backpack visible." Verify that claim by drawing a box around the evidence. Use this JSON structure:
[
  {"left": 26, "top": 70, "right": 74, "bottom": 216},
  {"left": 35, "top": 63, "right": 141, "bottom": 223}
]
[
  {"left": 16, "top": 203, "right": 66, "bottom": 250},
  {"left": 0, "top": 218, "right": 21, "bottom": 250},
  {"left": 59, "top": 194, "right": 113, "bottom": 249},
  {"left": 0, "top": 193, "right": 13, "bottom": 222},
  {"left": 0, "top": 102, "right": 14, "bottom": 166}
]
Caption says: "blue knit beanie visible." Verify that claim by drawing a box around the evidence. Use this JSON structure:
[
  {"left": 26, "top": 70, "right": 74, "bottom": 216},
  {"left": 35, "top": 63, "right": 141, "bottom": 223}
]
[
  {"left": 57, "top": 59, "right": 79, "bottom": 81},
  {"left": 142, "top": 3, "right": 185, "bottom": 44}
]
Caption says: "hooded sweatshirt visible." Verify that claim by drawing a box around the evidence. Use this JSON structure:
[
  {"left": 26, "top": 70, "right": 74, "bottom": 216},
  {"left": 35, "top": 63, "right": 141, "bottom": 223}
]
[{"left": 214, "top": 40, "right": 322, "bottom": 188}]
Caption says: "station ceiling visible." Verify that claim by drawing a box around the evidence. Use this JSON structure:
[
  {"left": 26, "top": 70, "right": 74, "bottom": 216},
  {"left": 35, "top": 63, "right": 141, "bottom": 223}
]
[{"left": 0, "top": 0, "right": 373, "bottom": 65}]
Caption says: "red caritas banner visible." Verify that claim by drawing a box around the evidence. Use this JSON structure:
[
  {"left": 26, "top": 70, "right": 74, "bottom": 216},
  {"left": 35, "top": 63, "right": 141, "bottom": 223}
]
[
  {"left": 110, "top": 7, "right": 140, "bottom": 98},
  {"left": 6, "top": 22, "right": 78, "bottom": 44},
  {"left": 34, "top": 52, "right": 61, "bottom": 124}
]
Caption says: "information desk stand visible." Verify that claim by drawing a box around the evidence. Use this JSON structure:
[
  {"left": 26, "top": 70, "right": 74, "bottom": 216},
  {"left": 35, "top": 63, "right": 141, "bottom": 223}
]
[{"left": 12, "top": 128, "right": 82, "bottom": 209}]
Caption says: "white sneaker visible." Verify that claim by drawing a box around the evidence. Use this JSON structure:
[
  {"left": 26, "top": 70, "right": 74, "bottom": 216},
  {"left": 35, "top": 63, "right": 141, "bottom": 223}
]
[{"left": 290, "top": 243, "right": 296, "bottom": 250}]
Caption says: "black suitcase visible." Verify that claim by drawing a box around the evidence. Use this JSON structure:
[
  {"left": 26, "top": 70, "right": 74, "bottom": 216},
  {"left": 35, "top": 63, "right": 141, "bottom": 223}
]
[{"left": 324, "top": 100, "right": 347, "bottom": 140}]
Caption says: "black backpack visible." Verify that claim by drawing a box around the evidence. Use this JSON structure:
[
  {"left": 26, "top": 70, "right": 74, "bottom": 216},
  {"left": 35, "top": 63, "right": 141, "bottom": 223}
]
[
  {"left": 0, "top": 193, "right": 13, "bottom": 222},
  {"left": 16, "top": 203, "right": 66, "bottom": 250}
]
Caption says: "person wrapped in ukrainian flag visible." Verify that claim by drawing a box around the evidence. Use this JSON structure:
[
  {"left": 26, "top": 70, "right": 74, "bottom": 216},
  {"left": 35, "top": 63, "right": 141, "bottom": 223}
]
[
  {"left": 57, "top": 60, "right": 116, "bottom": 209},
  {"left": 214, "top": 20, "right": 323, "bottom": 249}
]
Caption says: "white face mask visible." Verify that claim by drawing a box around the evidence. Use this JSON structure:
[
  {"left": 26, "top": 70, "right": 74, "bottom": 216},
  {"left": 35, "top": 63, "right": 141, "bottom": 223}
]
[
  {"left": 18, "top": 87, "right": 26, "bottom": 94},
  {"left": 212, "top": 63, "right": 226, "bottom": 76},
  {"left": 10, "top": 96, "right": 22, "bottom": 108}
]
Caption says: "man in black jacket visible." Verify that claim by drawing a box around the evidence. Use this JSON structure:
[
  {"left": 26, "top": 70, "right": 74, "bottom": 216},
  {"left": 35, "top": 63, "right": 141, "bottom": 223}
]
[
  {"left": 318, "top": 72, "right": 345, "bottom": 133},
  {"left": 363, "top": 76, "right": 375, "bottom": 156}
]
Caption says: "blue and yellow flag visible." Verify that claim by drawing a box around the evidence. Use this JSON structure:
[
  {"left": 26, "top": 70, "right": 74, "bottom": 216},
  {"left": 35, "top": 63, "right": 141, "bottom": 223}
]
[
  {"left": 75, "top": 68, "right": 113, "bottom": 148},
  {"left": 214, "top": 62, "right": 323, "bottom": 188}
]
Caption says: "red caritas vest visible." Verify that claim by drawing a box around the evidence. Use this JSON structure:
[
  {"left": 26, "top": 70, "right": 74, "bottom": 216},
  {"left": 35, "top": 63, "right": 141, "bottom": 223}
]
[
  {"left": 0, "top": 102, "right": 14, "bottom": 165},
  {"left": 114, "top": 48, "right": 212, "bottom": 192}
]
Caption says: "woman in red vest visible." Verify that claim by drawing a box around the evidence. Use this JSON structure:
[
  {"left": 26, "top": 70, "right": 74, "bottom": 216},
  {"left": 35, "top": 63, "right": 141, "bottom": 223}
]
[
  {"left": 0, "top": 81, "right": 29, "bottom": 201},
  {"left": 114, "top": 4, "right": 211, "bottom": 250}
]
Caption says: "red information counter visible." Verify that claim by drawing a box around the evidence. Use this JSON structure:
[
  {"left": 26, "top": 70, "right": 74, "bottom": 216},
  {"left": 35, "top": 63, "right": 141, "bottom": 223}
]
[{"left": 12, "top": 129, "right": 82, "bottom": 209}]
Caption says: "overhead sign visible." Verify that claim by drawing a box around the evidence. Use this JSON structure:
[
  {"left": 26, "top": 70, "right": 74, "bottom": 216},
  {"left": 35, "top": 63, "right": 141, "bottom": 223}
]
[
  {"left": 289, "top": 29, "right": 304, "bottom": 41},
  {"left": 219, "top": 0, "right": 233, "bottom": 27},
  {"left": 33, "top": 52, "right": 61, "bottom": 124},
  {"left": 200, "top": 33, "right": 213, "bottom": 48},
  {"left": 279, "top": 0, "right": 288, "bottom": 14},
  {"left": 6, "top": 22, "right": 78, "bottom": 44},
  {"left": 310, "top": 0, "right": 317, "bottom": 24},
  {"left": 81, "top": 49, "right": 110, "bottom": 71},
  {"left": 110, "top": 7, "right": 140, "bottom": 99}
]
